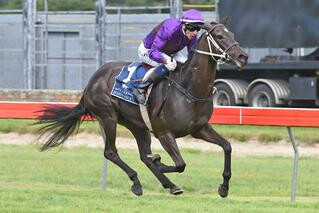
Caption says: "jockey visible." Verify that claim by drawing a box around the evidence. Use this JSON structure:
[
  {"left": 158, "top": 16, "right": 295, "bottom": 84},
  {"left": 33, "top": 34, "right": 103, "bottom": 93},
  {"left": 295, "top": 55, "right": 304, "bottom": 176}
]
[{"left": 133, "top": 9, "right": 204, "bottom": 105}]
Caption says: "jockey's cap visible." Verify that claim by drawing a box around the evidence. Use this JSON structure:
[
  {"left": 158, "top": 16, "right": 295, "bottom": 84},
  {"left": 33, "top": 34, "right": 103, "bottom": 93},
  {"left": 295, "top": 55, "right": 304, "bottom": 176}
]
[{"left": 180, "top": 9, "right": 204, "bottom": 24}]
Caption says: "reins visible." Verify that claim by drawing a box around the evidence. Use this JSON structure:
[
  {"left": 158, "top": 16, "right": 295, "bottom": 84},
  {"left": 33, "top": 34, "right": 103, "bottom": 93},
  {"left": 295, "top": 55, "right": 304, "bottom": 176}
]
[
  {"left": 193, "top": 24, "right": 238, "bottom": 64},
  {"left": 164, "top": 75, "right": 214, "bottom": 103},
  {"left": 161, "top": 25, "right": 231, "bottom": 103},
  {"left": 156, "top": 69, "right": 214, "bottom": 116},
  {"left": 157, "top": 24, "right": 232, "bottom": 114}
]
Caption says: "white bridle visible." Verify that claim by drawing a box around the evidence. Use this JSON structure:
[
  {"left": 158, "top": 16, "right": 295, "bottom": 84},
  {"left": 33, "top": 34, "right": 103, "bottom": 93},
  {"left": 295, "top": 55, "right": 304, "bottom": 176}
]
[{"left": 193, "top": 25, "right": 238, "bottom": 64}]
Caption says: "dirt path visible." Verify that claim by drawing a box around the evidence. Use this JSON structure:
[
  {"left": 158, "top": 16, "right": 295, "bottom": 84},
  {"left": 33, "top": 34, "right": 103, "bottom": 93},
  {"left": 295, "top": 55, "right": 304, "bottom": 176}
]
[{"left": 1, "top": 132, "right": 318, "bottom": 157}]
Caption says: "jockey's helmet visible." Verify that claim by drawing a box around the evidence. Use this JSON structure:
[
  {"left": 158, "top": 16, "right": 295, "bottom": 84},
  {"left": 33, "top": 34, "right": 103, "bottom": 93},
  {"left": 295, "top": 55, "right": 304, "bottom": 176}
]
[{"left": 180, "top": 9, "right": 204, "bottom": 25}]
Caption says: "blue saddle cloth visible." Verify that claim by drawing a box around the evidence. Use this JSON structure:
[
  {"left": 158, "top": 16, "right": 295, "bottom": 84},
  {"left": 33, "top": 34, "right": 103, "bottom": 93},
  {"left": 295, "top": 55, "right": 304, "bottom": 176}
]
[{"left": 111, "top": 62, "right": 149, "bottom": 105}]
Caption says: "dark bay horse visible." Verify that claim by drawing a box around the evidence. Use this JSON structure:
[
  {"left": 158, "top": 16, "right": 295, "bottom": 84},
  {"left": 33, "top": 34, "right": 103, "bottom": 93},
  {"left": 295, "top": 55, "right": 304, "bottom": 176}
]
[{"left": 36, "top": 21, "right": 248, "bottom": 197}]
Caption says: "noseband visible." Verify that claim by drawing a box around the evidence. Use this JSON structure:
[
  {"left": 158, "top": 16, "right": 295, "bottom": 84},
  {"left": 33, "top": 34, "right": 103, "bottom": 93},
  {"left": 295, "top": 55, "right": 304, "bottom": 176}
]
[{"left": 193, "top": 24, "right": 238, "bottom": 64}]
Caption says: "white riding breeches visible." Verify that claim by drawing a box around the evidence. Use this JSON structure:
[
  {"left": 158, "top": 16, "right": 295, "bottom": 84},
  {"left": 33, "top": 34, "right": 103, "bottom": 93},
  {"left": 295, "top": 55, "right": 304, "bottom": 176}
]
[{"left": 138, "top": 42, "right": 188, "bottom": 67}]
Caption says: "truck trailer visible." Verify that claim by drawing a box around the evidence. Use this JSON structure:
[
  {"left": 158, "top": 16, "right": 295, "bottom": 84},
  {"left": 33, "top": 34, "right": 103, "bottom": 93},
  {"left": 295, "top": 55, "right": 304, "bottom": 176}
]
[{"left": 213, "top": 0, "right": 319, "bottom": 107}]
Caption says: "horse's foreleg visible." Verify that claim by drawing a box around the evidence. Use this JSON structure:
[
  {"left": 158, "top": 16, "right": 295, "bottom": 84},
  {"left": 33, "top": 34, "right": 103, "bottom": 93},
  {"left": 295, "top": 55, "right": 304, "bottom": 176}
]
[
  {"left": 125, "top": 124, "right": 183, "bottom": 195},
  {"left": 191, "top": 124, "right": 231, "bottom": 198},
  {"left": 157, "top": 133, "right": 186, "bottom": 174},
  {"left": 98, "top": 117, "right": 143, "bottom": 196},
  {"left": 148, "top": 154, "right": 178, "bottom": 173}
]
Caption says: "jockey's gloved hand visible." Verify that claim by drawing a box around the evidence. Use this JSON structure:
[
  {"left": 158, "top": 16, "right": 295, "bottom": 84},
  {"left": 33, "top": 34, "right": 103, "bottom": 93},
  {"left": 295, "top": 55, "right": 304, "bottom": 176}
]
[{"left": 164, "top": 58, "right": 177, "bottom": 71}]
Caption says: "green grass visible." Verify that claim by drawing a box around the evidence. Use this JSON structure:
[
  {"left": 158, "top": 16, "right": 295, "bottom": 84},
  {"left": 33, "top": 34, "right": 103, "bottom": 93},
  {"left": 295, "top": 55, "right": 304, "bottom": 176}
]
[
  {"left": 0, "top": 144, "right": 318, "bottom": 212},
  {"left": 1, "top": 119, "right": 319, "bottom": 145},
  {"left": 213, "top": 124, "right": 319, "bottom": 145}
]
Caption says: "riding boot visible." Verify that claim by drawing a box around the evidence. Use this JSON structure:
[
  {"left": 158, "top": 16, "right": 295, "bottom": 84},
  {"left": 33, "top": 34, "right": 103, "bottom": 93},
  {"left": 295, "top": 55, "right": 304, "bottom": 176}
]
[{"left": 133, "top": 66, "right": 165, "bottom": 105}]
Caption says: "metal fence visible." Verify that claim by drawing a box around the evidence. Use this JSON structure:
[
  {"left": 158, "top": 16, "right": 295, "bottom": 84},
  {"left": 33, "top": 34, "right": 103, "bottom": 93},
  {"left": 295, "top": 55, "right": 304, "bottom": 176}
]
[
  {"left": 0, "top": 0, "right": 218, "bottom": 90},
  {"left": 34, "top": 11, "right": 97, "bottom": 89},
  {"left": 0, "top": 10, "right": 25, "bottom": 89},
  {"left": 103, "top": 9, "right": 170, "bottom": 63},
  {"left": 0, "top": 2, "right": 176, "bottom": 89}
]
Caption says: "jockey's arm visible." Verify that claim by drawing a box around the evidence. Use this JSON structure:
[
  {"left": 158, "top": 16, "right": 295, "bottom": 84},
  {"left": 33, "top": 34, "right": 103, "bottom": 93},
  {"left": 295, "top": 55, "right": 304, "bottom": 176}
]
[
  {"left": 148, "top": 38, "right": 167, "bottom": 64},
  {"left": 148, "top": 24, "right": 172, "bottom": 64}
]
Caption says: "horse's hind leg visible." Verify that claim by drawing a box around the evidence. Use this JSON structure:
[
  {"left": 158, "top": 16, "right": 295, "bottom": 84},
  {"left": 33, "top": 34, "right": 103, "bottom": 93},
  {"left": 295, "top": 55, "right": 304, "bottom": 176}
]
[
  {"left": 98, "top": 116, "right": 143, "bottom": 196},
  {"left": 124, "top": 123, "right": 183, "bottom": 195},
  {"left": 191, "top": 124, "right": 231, "bottom": 198}
]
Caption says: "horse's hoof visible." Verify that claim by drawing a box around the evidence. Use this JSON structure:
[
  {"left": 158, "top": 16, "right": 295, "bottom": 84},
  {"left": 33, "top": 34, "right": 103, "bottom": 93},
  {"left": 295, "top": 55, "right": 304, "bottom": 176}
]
[
  {"left": 218, "top": 184, "right": 228, "bottom": 198},
  {"left": 170, "top": 185, "right": 183, "bottom": 195},
  {"left": 131, "top": 184, "right": 143, "bottom": 196}
]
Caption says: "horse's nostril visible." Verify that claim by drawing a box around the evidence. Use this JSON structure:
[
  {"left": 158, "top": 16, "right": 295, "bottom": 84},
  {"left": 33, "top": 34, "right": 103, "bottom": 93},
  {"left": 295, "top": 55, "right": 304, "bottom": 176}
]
[{"left": 238, "top": 54, "right": 248, "bottom": 63}]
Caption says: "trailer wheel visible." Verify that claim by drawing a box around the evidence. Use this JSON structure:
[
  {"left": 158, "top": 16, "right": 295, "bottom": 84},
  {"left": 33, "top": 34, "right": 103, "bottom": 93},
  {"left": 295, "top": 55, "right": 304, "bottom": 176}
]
[
  {"left": 248, "top": 84, "right": 275, "bottom": 107},
  {"left": 213, "top": 83, "right": 236, "bottom": 106}
]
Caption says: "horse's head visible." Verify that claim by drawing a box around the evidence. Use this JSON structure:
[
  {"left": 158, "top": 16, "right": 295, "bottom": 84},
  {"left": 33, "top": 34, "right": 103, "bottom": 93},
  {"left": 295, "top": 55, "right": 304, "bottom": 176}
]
[{"left": 197, "top": 21, "right": 248, "bottom": 69}]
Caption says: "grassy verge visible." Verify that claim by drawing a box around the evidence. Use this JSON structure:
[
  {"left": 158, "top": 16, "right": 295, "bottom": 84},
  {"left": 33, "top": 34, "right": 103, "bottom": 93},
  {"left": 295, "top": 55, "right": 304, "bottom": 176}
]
[
  {"left": 0, "top": 144, "right": 318, "bottom": 212},
  {"left": 0, "top": 119, "right": 319, "bottom": 145}
]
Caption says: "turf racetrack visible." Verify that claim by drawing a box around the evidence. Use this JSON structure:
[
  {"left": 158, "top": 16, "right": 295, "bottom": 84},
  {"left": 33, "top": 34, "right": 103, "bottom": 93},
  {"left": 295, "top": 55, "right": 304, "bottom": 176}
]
[{"left": 1, "top": 144, "right": 318, "bottom": 212}]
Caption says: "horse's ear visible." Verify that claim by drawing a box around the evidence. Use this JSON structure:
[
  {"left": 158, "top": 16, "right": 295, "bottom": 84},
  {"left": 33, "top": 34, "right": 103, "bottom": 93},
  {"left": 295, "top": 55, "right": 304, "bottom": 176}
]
[
  {"left": 201, "top": 23, "right": 212, "bottom": 31},
  {"left": 210, "top": 21, "right": 218, "bottom": 25},
  {"left": 220, "top": 16, "right": 229, "bottom": 26}
]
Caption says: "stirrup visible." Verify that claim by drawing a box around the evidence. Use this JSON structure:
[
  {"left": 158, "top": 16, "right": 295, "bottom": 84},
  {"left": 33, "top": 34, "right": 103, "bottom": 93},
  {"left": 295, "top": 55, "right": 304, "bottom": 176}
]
[
  {"left": 133, "top": 88, "right": 146, "bottom": 105},
  {"left": 137, "top": 79, "right": 153, "bottom": 89}
]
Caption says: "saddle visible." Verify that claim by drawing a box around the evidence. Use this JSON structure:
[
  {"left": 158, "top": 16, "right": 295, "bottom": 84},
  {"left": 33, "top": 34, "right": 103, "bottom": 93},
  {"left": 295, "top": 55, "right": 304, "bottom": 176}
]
[{"left": 110, "top": 62, "right": 154, "bottom": 105}]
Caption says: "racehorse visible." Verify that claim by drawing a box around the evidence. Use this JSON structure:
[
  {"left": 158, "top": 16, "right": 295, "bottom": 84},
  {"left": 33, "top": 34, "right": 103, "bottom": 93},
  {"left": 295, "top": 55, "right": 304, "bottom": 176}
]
[{"left": 35, "top": 20, "right": 248, "bottom": 197}]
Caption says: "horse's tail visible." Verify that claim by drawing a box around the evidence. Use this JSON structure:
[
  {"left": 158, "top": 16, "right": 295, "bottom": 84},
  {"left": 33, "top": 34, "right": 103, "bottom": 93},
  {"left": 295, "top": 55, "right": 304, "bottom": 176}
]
[{"left": 35, "top": 98, "right": 91, "bottom": 151}]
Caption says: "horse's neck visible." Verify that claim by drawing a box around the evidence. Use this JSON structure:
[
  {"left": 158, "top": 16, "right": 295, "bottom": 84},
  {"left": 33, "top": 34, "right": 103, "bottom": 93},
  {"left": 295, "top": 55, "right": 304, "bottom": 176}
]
[{"left": 179, "top": 38, "right": 217, "bottom": 98}]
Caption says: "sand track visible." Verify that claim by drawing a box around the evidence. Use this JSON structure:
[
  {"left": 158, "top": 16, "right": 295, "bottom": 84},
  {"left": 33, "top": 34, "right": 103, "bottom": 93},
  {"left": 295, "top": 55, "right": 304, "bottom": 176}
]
[{"left": 1, "top": 132, "right": 318, "bottom": 158}]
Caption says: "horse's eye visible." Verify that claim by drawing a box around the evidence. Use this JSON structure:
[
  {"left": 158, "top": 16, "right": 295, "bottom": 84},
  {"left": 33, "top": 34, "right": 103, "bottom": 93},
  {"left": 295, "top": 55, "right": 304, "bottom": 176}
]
[{"left": 216, "top": 35, "right": 223, "bottom": 40}]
